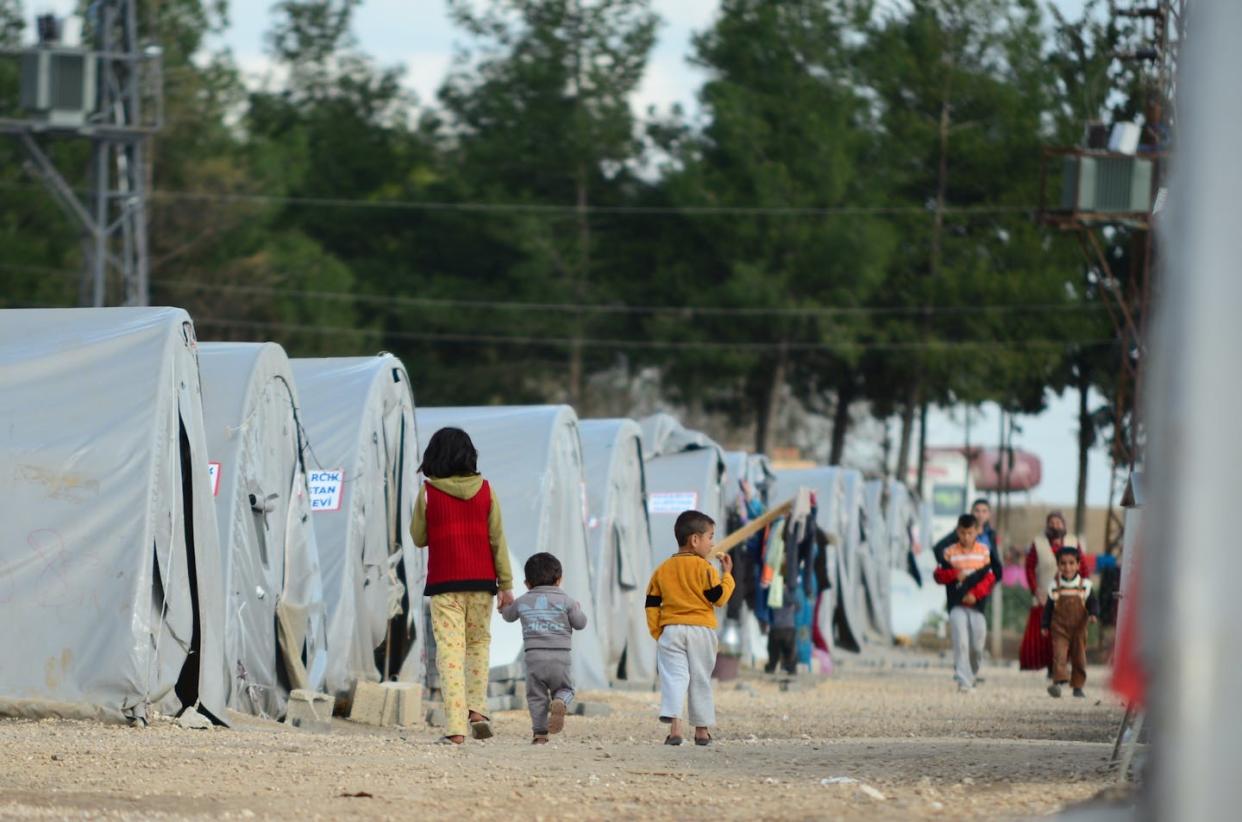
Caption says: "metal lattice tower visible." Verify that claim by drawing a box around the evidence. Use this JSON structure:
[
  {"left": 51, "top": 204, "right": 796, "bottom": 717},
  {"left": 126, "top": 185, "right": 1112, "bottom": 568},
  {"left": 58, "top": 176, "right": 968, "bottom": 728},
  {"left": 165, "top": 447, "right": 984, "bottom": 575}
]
[{"left": 1, "top": 1, "right": 162, "bottom": 306}]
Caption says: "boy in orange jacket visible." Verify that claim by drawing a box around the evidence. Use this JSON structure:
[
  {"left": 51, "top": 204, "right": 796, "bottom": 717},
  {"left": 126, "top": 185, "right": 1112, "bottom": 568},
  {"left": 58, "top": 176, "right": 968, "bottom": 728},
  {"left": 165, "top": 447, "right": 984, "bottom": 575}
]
[{"left": 645, "top": 510, "right": 734, "bottom": 746}]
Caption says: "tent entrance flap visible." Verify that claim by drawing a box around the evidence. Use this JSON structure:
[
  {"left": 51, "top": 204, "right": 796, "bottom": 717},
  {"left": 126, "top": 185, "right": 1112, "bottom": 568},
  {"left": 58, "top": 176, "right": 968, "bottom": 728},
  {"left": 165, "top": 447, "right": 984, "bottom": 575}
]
[
  {"left": 172, "top": 417, "right": 207, "bottom": 721},
  {"left": 376, "top": 412, "right": 415, "bottom": 681}
]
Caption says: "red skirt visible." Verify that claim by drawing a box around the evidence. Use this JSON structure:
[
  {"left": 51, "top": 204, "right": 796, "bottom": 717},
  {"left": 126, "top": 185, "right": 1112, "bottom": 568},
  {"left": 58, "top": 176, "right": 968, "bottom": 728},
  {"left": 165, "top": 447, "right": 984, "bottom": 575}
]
[{"left": 1020, "top": 606, "right": 1052, "bottom": 671}]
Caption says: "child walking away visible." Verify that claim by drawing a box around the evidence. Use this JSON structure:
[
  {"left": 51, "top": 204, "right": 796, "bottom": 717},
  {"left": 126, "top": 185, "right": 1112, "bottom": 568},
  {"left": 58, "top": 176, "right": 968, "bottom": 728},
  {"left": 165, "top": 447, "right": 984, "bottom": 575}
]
[
  {"left": 645, "top": 510, "right": 734, "bottom": 746},
  {"left": 411, "top": 427, "right": 515, "bottom": 745},
  {"left": 500, "top": 553, "right": 588, "bottom": 744},
  {"left": 934, "top": 514, "right": 998, "bottom": 693},
  {"left": 1041, "top": 547, "right": 1100, "bottom": 698}
]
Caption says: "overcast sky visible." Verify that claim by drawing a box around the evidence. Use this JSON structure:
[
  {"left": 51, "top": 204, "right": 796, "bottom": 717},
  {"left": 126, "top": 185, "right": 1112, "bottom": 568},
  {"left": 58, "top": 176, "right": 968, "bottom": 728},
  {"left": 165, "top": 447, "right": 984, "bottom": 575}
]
[{"left": 27, "top": 0, "right": 1110, "bottom": 507}]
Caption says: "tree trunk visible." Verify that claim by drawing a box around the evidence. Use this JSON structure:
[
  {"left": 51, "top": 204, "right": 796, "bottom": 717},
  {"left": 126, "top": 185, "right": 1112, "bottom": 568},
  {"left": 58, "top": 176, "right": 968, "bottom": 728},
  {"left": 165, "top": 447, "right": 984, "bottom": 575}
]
[
  {"left": 568, "top": 165, "right": 590, "bottom": 408},
  {"left": 916, "top": 399, "right": 930, "bottom": 497},
  {"left": 895, "top": 381, "right": 918, "bottom": 484},
  {"left": 829, "top": 375, "right": 853, "bottom": 465},
  {"left": 754, "top": 342, "right": 789, "bottom": 454},
  {"left": 1075, "top": 370, "right": 1092, "bottom": 536}
]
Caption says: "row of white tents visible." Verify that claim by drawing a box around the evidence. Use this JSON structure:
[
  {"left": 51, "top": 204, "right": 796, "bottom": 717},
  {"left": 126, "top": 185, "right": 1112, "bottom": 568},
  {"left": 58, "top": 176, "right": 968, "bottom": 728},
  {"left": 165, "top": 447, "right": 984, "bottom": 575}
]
[{"left": 0, "top": 307, "right": 945, "bottom": 726}]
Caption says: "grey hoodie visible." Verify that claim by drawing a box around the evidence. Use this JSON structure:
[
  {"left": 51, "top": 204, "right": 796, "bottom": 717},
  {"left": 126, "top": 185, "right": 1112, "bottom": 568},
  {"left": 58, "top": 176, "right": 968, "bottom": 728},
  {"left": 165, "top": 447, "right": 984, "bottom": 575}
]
[{"left": 499, "top": 585, "right": 588, "bottom": 652}]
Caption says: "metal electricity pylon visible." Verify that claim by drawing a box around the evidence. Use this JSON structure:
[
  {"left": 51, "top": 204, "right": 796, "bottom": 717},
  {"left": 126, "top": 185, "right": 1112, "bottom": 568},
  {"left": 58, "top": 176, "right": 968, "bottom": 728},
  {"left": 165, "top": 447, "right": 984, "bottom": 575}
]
[{"left": 1, "top": 2, "right": 162, "bottom": 306}]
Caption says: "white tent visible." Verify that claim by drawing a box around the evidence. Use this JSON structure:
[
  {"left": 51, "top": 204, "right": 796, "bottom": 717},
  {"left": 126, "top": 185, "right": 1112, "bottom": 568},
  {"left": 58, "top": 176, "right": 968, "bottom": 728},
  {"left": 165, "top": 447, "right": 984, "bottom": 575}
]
[
  {"left": 772, "top": 468, "right": 847, "bottom": 655},
  {"left": 0, "top": 307, "right": 228, "bottom": 724},
  {"left": 639, "top": 414, "right": 727, "bottom": 561},
  {"left": 861, "top": 479, "right": 892, "bottom": 643},
  {"left": 723, "top": 451, "right": 776, "bottom": 512},
  {"left": 580, "top": 419, "right": 656, "bottom": 683},
  {"left": 291, "top": 356, "right": 423, "bottom": 700},
  {"left": 415, "top": 406, "right": 608, "bottom": 690},
  {"left": 885, "top": 481, "right": 942, "bottom": 638},
  {"left": 199, "top": 342, "right": 329, "bottom": 718}
]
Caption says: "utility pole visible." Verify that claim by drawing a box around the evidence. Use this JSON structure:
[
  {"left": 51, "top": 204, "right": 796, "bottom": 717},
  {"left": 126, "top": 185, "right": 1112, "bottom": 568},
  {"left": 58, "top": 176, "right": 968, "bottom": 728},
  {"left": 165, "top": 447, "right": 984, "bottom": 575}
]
[
  {"left": 1, "top": 3, "right": 162, "bottom": 307},
  {"left": 1037, "top": 0, "right": 1182, "bottom": 557}
]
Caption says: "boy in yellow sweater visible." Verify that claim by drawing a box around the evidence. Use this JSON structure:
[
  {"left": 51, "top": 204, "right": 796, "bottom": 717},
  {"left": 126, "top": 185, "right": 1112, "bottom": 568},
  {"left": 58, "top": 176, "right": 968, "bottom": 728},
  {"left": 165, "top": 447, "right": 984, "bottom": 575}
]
[{"left": 645, "top": 510, "right": 735, "bottom": 746}]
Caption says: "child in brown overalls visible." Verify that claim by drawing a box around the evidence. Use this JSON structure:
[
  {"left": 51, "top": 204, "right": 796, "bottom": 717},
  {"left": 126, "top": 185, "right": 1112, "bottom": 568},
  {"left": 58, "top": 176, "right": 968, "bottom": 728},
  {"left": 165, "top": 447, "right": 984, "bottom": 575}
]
[{"left": 1040, "top": 547, "right": 1100, "bottom": 698}]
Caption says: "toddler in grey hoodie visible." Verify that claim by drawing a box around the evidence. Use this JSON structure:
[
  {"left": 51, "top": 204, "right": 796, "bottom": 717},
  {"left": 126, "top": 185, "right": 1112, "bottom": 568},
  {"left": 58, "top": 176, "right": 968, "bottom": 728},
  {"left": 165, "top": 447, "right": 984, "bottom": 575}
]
[{"left": 499, "top": 552, "right": 588, "bottom": 743}]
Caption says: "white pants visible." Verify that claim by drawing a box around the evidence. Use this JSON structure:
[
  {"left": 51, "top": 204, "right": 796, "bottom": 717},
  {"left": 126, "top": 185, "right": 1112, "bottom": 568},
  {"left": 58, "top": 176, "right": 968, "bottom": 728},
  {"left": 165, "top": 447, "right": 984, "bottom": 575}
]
[
  {"left": 657, "top": 624, "right": 718, "bottom": 727},
  {"left": 949, "top": 606, "right": 987, "bottom": 687}
]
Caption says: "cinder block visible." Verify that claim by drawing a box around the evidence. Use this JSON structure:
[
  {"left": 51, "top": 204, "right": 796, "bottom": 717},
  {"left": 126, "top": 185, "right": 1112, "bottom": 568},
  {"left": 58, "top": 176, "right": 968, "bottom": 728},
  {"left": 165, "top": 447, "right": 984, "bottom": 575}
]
[
  {"left": 487, "top": 695, "right": 518, "bottom": 713},
  {"left": 512, "top": 680, "right": 526, "bottom": 703},
  {"left": 489, "top": 661, "right": 524, "bottom": 682},
  {"left": 380, "top": 682, "right": 421, "bottom": 728},
  {"left": 350, "top": 681, "right": 421, "bottom": 728},
  {"left": 284, "top": 689, "right": 333, "bottom": 733},
  {"left": 572, "top": 701, "right": 613, "bottom": 718},
  {"left": 348, "top": 681, "right": 387, "bottom": 726},
  {"left": 487, "top": 680, "right": 512, "bottom": 697}
]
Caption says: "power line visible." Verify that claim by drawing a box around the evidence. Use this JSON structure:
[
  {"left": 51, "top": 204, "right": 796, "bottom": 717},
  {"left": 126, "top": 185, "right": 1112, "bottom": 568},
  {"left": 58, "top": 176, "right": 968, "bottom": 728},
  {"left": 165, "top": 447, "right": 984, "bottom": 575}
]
[
  {"left": 0, "top": 180, "right": 1037, "bottom": 218},
  {"left": 3, "top": 265, "right": 1107, "bottom": 318},
  {"left": 143, "top": 189, "right": 1038, "bottom": 218},
  {"left": 195, "top": 316, "right": 1116, "bottom": 353},
  {"left": 152, "top": 280, "right": 1102, "bottom": 318}
]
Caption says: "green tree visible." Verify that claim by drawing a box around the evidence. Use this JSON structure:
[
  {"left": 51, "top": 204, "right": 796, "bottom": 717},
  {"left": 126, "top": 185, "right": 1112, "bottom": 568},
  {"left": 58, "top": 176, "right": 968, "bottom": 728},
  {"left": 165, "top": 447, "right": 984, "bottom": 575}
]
[
  {"left": 860, "top": 0, "right": 1085, "bottom": 487},
  {"left": 642, "top": 0, "right": 893, "bottom": 452},
  {"left": 438, "top": 0, "right": 658, "bottom": 405}
]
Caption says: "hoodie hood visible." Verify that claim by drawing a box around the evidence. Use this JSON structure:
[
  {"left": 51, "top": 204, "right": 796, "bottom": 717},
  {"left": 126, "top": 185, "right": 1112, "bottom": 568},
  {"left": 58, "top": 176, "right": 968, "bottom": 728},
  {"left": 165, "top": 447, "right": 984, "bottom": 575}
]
[{"left": 427, "top": 474, "right": 485, "bottom": 500}]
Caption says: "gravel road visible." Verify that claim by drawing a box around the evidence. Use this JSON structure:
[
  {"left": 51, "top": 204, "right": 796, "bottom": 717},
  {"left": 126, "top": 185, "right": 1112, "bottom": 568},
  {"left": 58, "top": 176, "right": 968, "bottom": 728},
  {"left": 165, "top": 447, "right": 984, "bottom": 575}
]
[{"left": 0, "top": 660, "right": 1128, "bottom": 820}]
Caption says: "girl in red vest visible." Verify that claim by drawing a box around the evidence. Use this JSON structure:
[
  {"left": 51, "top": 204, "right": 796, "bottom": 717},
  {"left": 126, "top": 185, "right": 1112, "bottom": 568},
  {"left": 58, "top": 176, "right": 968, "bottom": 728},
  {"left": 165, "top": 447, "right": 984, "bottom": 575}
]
[{"left": 412, "top": 427, "right": 514, "bottom": 745}]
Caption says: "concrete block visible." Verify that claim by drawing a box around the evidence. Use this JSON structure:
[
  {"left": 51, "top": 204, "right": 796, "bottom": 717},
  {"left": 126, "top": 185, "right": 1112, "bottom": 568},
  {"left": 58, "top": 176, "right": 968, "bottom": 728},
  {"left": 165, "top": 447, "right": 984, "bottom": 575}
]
[
  {"left": 489, "top": 661, "right": 524, "bottom": 682},
  {"left": 572, "top": 701, "right": 613, "bottom": 718},
  {"left": 350, "top": 681, "right": 421, "bottom": 728},
  {"left": 348, "top": 681, "right": 387, "bottom": 726},
  {"left": 487, "top": 695, "right": 519, "bottom": 713},
  {"left": 380, "top": 682, "right": 421, "bottom": 728},
  {"left": 424, "top": 702, "right": 444, "bottom": 728},
  {"left": 284, "top": 689, "right": 333, "bottom": 733},
  {"left": 488, "top": 680, "right": 513, "bottom": 697},
  {"left": 512, "top": 680, "right": 526, "bottom": 703}
]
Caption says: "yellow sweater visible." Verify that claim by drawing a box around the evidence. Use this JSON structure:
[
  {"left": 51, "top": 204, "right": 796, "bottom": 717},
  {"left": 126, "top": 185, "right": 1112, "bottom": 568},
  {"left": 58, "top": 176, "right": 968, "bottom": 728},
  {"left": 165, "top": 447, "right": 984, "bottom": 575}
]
[{"left": 645, "top": 552, "right": 735, "bottom": 639}]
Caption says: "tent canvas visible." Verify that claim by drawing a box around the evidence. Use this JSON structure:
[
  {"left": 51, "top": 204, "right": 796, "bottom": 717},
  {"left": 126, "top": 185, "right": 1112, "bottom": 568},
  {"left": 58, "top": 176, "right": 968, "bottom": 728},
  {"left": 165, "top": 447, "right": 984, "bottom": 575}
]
[
  {"left": 291, "top": 356, "right": 422, "bottom": 699},
  {"left": 885, "top": 481, "right": 942, "bottom": 638},
  {"left": 414, "top": 406, "right": 607, "bottom": 690},
  {"left": 199, "top": 342, "right": 328, "bottom": 718},
  {"left": 639, "top": 414, "right": 727, "bottom": 563},
  {"left": 772, "top": 468, "right": 846, "bottom": 655},
  {"left": 723, "top": 452, "right": 776, "bottom": 511},
  {"left": 579, "top": 419, "right": 656, "bottom": 682},
  {"left": 0, "top": 307, "right": 227, "bottom": 724}
]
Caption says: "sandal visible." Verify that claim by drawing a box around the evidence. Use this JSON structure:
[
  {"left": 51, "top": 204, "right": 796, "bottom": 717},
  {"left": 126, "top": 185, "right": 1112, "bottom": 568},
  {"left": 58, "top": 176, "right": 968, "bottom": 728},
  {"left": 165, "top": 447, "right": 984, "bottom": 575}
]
[
  {"left": 695, "top": 733, "right": 713, "bottom": 746},
  {"left": 532, "top": 734, "right": 549, "bottom": 745},
  {"left": 664, "top": 735, "right": 683, "bottom": 746},
  {"left": 548, "top": 698, "right": 567, "bottom": 735},
  {"left": 469, "top": 712, "right": 493, "bottom": 740},
  {"left": 437, "top": 735, "right": 465, "bottom": 746}
]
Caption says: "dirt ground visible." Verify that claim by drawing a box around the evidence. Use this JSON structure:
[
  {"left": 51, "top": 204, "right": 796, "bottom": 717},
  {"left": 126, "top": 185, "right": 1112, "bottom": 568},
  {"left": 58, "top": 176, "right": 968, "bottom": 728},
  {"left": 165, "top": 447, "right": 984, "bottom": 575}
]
[{"left": 0, "top": 659, "right": 1130, "bottom": 821}]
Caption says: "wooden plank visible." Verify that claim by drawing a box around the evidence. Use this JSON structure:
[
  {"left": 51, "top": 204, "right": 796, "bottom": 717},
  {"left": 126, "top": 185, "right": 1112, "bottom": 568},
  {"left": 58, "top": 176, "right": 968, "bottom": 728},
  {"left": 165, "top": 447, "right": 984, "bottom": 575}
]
[{"left": 712, "top": 497, "right": 794, "bottom": 557}]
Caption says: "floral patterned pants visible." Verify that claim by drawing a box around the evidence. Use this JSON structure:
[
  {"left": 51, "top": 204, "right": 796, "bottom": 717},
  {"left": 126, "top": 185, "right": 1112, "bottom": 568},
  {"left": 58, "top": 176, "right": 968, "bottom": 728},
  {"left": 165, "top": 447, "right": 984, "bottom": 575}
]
[{"left": 430, "top": 591, "right": 493, "bottom": 737}]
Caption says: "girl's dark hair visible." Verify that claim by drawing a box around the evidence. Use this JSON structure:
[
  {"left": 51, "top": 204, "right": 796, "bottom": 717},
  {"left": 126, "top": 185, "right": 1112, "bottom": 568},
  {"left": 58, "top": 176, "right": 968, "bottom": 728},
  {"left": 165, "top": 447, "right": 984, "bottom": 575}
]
[{"left": 418, "top": 427, "right": 478, "bottom": 478}]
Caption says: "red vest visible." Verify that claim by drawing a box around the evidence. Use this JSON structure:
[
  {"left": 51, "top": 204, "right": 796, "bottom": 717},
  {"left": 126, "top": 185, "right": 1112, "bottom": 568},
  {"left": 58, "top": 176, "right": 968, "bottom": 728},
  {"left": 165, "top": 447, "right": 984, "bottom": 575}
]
[{"left": 424, "top": 480, "right": 499, "bottom": 595}]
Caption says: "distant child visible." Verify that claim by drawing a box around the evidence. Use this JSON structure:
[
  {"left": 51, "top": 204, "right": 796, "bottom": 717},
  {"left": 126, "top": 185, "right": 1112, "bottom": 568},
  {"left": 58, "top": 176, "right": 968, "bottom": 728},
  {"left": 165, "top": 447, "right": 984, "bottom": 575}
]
[
  {"left": 645, "top": 510, "right": 734, "bottom": 746},
  {"left": 500, "top": 553, "right": 588, "bottom": 744},
  {"left": 1041, "top": 547, "right": 1100, "bottom": 698},
  {"left": 411, "top": 427, "right": 515, "bottom": 745},
  {"left": 763, "top": 584, "right": 798, "bottom": 676},
  {"left": 934, "top": 514, "right": 998, "bottom": 692}
]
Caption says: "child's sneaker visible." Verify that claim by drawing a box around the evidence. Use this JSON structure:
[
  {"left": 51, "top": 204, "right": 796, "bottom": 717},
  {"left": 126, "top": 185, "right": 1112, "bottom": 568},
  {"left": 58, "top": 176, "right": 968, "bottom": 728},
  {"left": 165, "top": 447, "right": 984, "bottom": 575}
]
[
  {"left": 1048, "top": 683, "right": 1063, "bottom": 698},
  {"left": 548, "top": 698, "right": 567, "bottom": 734},
  {"left": 1072, "top": 688, "right": 1086, "bottom": 698}
]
